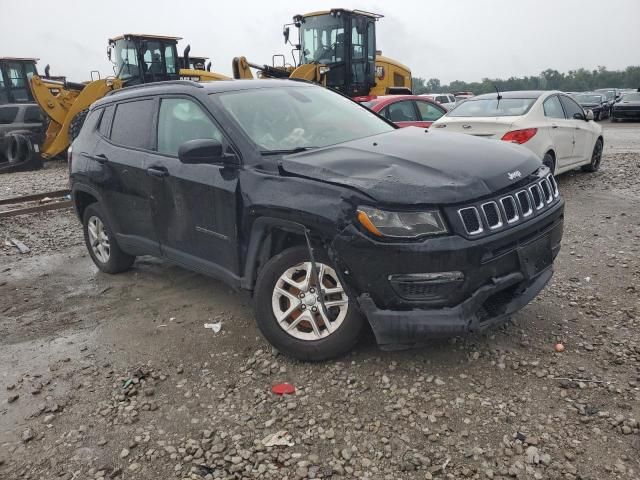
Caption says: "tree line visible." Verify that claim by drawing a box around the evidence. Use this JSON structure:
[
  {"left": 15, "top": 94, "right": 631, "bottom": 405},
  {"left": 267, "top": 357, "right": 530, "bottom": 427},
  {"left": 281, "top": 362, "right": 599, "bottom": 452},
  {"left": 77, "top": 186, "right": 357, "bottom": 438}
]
[{"left": 412, "top": 66, "right": 640, "bottom": 95}]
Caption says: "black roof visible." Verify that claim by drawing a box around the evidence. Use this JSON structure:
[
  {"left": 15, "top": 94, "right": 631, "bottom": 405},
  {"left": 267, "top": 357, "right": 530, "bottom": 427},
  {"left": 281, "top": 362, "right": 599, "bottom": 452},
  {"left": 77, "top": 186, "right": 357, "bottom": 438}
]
[
  {"left": 471, "top": 90, "right": 547, "bottom": 100},
  {"left": 94, "top": 79, "right": 313, "bottom": 107}
]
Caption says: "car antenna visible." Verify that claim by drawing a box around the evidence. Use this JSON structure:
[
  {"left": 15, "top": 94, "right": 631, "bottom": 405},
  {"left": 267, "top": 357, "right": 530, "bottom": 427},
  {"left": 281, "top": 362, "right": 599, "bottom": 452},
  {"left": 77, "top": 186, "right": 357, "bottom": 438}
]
[{"left": 494, "top": 85, "right": 502, "bottom": 108}]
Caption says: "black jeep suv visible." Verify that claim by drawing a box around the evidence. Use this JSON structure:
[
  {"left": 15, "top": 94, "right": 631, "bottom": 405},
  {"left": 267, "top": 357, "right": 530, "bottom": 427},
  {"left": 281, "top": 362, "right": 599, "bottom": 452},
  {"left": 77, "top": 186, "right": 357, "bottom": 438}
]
[{"left": 70, "top": 79, "right": 564, "bottom": 361}]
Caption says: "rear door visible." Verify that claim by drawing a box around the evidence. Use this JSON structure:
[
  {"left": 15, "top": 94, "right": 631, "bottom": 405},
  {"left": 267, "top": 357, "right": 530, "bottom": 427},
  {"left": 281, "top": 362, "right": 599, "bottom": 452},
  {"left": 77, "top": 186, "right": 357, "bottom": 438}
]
[
  {"left": 559, "top": 94, "right": 594, "bottom": 163},
  {"left": 147, "top": 95, "right": 240, "bottom": 281},
  {"left": 542, "top": 94, "right": 574, "bottom": 168},
  {"left": 93, "top": 98, "right": 161, "bottom": 255},
  {"left": 415, "top": 100, "right": 445, "bottom": 127},
  {"left": 380, "top": 100, "right": 421, "bottom": 127}
]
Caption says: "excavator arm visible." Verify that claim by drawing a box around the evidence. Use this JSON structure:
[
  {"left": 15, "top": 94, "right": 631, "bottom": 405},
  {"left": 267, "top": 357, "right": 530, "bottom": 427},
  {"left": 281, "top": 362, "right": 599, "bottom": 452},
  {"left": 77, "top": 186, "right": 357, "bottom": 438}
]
[
  {"left": 232, "top": 56, "right": 326, "bottom": 84},
  {"left": 30, "top": 75, "right": 123, "bottom": 159}
]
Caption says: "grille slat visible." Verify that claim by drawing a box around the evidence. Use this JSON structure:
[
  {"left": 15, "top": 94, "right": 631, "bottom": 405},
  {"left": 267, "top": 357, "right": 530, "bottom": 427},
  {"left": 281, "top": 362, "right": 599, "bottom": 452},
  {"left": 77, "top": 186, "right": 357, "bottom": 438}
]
[
  {"left": 457, "top": 172, "right": 560, "bottom": 236},
  {"left": 481, "top": 202, "right": 502, "bottom": 229},
  {"left": 500, "top": 196, "right": 519, "bottom": 223},
  {"left": 458, "top": 207, "right": 483, "bottom": 235}
]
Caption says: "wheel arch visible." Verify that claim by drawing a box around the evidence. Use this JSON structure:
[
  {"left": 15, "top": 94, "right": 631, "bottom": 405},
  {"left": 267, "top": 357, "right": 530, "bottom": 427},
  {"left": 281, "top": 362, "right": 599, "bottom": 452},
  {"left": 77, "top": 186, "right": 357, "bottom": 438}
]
[
  {"left": 72, "top": 185, "right": 102, "bottom": 221},
  {"left": 241, "top": 217, "right": 327, "bottom": 291}
]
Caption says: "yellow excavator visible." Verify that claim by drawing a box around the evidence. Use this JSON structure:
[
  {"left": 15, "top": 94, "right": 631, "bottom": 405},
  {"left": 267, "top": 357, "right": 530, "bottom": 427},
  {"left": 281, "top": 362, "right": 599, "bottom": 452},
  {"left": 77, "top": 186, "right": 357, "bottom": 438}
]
[
  {"left": 232, "top": 9, "right": 412, "bottom": 98},
  {"left": 30, "top": 34, "right": 229, "bottom": 160}
]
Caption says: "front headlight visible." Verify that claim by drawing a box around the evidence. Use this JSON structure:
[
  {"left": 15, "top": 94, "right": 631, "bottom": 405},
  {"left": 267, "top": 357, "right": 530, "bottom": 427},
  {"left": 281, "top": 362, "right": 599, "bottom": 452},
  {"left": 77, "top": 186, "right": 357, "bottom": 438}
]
[{"left": 357, "top": 206, "right": 448, "bottom": 238}]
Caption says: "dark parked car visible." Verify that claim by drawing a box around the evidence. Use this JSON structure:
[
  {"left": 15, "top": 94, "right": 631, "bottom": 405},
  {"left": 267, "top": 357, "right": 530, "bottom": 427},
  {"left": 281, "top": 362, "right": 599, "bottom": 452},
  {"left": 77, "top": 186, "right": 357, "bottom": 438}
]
[
  {"left": 0, "top": 103, "right": 45, "bottom": 173},
  {"left": 360, "top": 95, "right": 446, "bottom": 127},
  {"left": 70, "top": 79, "right": 564, "bottom": 360},
  {"left": 611, "top": 92, "right": 640, "bottom": 122},
  {"left": 572, "top": 93, "right": 609, "bottom": 120}
]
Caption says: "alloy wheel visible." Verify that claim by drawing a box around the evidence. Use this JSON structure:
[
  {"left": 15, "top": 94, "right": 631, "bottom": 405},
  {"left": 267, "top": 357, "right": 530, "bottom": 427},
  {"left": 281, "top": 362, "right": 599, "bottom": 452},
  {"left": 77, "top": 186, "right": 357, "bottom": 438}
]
[
  {"left": 271, "top": 261, "right": 349, "bottom": 341},
  {"left": 87, "top": 216, "right": 110, "bottom": 263}
]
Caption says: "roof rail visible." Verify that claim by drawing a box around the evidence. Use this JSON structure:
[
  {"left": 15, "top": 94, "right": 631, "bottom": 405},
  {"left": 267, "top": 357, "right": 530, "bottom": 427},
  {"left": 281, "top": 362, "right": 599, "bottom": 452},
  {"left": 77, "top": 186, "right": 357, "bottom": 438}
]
[{"left": 106, "top": 79, "right": 204, "bottom": 96}]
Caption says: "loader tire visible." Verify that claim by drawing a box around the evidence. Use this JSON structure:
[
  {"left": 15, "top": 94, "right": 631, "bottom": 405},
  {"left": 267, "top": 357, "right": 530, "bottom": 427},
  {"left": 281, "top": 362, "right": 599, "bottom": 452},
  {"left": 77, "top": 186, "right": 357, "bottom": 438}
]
[{"left": 69, "top": 109, "right": 89, "bottom": 141}]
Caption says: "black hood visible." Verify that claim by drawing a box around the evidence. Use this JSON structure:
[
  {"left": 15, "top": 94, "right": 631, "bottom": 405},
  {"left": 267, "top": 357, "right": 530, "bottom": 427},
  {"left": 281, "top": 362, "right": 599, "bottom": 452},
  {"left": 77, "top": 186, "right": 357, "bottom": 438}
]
[{"left": 279, "top": 128, "right": 541, "bottom": 205}]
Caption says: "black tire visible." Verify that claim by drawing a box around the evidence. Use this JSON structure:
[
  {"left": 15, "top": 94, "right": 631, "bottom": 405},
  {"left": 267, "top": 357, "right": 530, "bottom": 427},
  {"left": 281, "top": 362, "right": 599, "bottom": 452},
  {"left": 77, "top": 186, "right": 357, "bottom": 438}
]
[
  {"left": 0, "top": 135, "right": 43, "bottom": 174},
  {"left": 69, "top": 109, "right": 89, "bottom": 141},
  {"left": 82, "top": 203, "right": 135, "bottom": 274},
  {"left": 254, "top": 245, "right": 364, "bottom": 361},
  {"left": 542, "top": 152, "right": 556, "bottom": 174},
  {"left": 594, "top": 111, "right": 600, "bottom": 121},
  {"left": 582, "top": 138, "right": 603, "bottom": 173}
]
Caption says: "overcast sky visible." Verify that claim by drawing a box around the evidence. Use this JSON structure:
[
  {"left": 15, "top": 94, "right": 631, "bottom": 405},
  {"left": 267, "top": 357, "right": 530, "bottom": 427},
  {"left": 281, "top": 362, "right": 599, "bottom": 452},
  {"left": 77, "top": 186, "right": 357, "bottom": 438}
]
[{"left": 3, "top": 0, "right": 639, "bottom": 85}]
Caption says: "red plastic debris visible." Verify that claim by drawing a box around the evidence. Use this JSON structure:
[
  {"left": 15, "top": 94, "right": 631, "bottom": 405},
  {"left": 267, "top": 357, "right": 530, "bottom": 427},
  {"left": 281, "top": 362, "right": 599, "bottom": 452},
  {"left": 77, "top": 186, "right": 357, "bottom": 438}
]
[{"left": 272, "top": 383, "right": 296, "bottom": 395}]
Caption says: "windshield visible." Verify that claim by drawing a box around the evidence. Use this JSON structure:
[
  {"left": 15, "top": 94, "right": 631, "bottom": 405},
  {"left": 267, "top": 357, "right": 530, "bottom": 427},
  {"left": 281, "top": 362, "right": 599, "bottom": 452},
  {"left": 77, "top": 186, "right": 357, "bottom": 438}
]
[
  {"left": 621, "top": 93, "right": 640, "bottom": 102},
  {"left": 115, "top": 40, "right": 141, "bottom": 80},
  {"left": 575, "top": 94, "right": 603, "bottom": 104},
  {"left": 299, "top": 14, "right": 346, "bottom": 65},
  {"left": 214, "top": 86, "right": 394, "bottom": 152},
  {"left": 448, "top": 98, "right": 536, "bottom": 117}
]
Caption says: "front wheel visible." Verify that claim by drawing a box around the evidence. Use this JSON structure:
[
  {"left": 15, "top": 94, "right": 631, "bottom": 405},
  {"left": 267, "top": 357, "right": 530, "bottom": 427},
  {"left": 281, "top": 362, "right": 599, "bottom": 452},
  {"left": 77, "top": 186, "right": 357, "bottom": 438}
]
[
  {"left": 582, "top": 138, "right": 603, "bottom": 173},
  {"left": 254, "top": 245, "right": 364, "bottom": 361},
  {"left": 542, "top": 152, "right": 556, "bottom": 174}
]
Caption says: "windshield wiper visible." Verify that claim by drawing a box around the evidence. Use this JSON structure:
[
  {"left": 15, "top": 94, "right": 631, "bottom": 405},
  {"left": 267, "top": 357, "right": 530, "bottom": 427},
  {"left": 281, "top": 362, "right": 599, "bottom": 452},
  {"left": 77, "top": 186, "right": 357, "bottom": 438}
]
[{"left": 260, "top": 147, "right": 318, "bottom": 156}]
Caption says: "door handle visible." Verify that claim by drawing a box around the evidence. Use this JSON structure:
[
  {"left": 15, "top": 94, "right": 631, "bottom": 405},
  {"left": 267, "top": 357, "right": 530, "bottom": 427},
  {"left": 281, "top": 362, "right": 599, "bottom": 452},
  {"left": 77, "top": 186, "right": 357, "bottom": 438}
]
[
  {"left": 81, "top": 152, "right": 108, "bottom": 164},
  {"left": 146, "top": 166, "right": 169, "bottom": 177}
]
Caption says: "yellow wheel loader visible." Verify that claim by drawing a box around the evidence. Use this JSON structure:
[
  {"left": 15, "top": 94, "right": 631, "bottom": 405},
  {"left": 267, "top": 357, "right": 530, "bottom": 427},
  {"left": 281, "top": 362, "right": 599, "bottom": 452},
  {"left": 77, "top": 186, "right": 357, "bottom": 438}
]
[
  {"left": 233, "top": 9, "right": 411, "bottom": 99},
  {"left": 30, "top": 34, "right": 229, "bottom": 160}
]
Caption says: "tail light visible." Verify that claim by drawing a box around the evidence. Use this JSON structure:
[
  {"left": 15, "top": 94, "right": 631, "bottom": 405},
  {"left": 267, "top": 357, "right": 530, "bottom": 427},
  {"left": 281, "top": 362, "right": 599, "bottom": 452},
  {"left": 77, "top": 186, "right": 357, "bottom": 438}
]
[{"left": 501, "top": 128, "right": 537, "bottom": 144}]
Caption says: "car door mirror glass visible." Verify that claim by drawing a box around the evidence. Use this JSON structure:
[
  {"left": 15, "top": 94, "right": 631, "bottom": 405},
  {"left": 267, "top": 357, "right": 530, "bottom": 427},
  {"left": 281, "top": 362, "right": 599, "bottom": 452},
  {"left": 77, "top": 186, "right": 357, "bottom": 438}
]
[
  {"left": 178, "top": 138, "right": 223, "bottom": 164},
  {"left": 584, "top": 110, "right": 594, "bottom": 121}
]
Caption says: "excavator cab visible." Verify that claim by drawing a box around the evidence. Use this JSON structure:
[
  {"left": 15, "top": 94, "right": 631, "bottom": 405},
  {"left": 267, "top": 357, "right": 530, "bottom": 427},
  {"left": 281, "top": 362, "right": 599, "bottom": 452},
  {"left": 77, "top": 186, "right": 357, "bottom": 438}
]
[
  {"left": 0, "top": 58, "right": 39, "bottom": 104},
  {"left": 290, "top": 9, "right": 380, "bottom": 97},
  {"left": 108, "top": 34, "right": 181, "bottom": 86}
]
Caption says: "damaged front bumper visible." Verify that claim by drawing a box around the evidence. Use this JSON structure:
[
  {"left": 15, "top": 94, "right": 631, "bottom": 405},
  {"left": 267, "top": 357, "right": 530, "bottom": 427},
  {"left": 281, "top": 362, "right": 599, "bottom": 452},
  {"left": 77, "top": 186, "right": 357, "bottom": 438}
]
[{"left": 332, "top": 199, "right": 564, "bottom": 348}]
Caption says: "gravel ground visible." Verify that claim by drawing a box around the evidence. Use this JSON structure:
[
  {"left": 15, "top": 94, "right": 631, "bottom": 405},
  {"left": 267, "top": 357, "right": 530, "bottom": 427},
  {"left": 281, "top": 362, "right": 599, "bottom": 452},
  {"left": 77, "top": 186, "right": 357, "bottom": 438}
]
[{"left": 0, "top": 123, "right": 639, "bottom": 480}]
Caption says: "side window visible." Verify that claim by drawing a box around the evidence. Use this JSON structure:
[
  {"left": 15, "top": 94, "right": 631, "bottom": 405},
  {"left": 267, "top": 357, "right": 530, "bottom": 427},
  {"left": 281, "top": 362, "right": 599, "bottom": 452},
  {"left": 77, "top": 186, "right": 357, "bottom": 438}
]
[
  {"left": 543, "top": 96, "right": 565, "bottom": 119},
  {"left": 436, "top": 95, "right": 449, "bottom": 104},
  {"left": 382, "top": 101, "right": 418, "bottom": 122},
  {"left": 164, "top": 45, "right": 177, "bottom": 74},
  {"left": 24, "top": 106, "right": 43, "bottom": 123},
  {"left": 416, "top": 101, "right": 445, "bottom": 122},
  {"left": 98, "top": 105, "right": 115, "bottom": 137},
  {"left": 157, "top": 98, "right": 223, "bottom": 156},
  {"left": 0, "top": 106, "right": 19, "bottom": 124},
  {"left": 559, "top": 95, "right": 584, "bottom": 119},
  {"left": 110, "top": 99, "right": 155, "bottom": 149}
]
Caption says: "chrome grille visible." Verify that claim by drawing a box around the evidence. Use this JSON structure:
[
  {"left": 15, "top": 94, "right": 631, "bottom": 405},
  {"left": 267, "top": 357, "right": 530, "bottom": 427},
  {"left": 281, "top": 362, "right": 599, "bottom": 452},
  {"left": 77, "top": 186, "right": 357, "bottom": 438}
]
[
  {"left": 457, "top": 172, "right": 560, "bottom": 236},
  {"left": 481, "top": 202, "right": 502, "bottom": 229}
]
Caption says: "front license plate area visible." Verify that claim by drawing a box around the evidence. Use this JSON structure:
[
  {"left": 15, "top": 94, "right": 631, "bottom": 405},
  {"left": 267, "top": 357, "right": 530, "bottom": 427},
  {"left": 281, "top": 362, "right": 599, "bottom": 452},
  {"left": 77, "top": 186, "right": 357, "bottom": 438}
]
[{"left": 518, "top": 235, "right": 552, "bottom": 279}]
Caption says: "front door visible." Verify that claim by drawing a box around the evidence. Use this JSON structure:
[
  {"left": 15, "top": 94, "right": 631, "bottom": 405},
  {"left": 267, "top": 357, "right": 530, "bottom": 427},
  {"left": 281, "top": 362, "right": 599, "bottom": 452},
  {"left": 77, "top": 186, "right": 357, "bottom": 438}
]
[
  {"left": 148, "top": 95, "right": 240, "bottom": 281},
  {"left": 559, "top": 95, "right": 592, "bottom": 164}
]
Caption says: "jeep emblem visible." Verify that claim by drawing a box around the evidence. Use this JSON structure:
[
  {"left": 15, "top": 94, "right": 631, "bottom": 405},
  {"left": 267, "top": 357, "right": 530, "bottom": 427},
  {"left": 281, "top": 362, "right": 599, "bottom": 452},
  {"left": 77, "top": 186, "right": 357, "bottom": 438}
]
[{"left": 507, "top": 170, "right": 522, "bottom": 180}]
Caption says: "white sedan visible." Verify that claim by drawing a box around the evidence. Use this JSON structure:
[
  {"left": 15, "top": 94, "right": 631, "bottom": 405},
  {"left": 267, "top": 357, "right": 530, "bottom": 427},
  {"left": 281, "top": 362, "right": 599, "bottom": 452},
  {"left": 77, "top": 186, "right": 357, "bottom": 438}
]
[{"left": 431, "top": 90, "right": 603, "bottom": 175}]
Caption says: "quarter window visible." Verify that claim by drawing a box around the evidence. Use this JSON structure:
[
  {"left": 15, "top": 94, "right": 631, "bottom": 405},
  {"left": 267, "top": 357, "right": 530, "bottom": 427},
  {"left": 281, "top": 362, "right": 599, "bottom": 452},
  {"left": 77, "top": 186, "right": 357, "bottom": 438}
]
[
  {"left": 98, "top": 105, "right": 115, "bottom": 137},
  {"left": 111, "top": 99, "right": 155, "bottom": 149},
  {"left": 157, "top": 98, "right": 222, "bottom": 156},
  {"left": 416, "top": 101, "right": 445, "bottom": 122},
  {"left": 382, "top": 101, "right": 418, "bottom": 122},
  {"left": 559, "top": 95, "right": 584, "bottom": 119},
  {"left": 543, "top": 95, "right": 565, "bottom": 119}
]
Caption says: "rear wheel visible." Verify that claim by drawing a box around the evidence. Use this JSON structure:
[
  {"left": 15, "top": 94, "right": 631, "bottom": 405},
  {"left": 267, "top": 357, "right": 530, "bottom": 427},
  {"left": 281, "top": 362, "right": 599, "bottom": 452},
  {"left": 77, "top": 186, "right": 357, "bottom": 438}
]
[
  {"left": 82, "top": 203, "right": 135, "bottom": 273},
  {"left": 542, "top": 152, "right": 556, "bottom": 174},
  {"left": 582, "top": 138, "right": 603, "bottom": 173},
  {"left": 254, "top": 245, "right": 364, "bottom": 361}
]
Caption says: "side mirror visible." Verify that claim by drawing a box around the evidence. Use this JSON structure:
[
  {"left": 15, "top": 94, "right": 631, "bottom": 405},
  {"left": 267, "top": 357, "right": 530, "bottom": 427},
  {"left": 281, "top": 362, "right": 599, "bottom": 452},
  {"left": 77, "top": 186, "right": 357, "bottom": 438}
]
[
  {"left": 107, "top": 46, "right": 112, "bottom": 62},
  {"left": 178, "top": 139, "right": 224, "bottom": 165},
  {"left": 283, "top": 27, "right": 290, "bottom": 44},
  {"left": 585, "top": 110, "right": 594, "bottom": 121},
  {"left": 573, "top": 112, "right": 586, "bottom": 121}
]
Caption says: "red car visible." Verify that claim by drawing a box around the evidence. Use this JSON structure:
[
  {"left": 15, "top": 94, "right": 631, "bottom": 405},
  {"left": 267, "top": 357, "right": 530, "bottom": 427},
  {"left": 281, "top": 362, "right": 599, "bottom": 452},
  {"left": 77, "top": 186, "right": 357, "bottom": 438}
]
[{"left": 359, "top": 95, "right": 447, "bottom": 128}]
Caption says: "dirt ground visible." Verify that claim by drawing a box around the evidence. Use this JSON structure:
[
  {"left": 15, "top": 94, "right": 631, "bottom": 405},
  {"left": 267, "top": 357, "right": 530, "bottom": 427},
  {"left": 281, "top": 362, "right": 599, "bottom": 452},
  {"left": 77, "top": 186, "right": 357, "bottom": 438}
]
[{"left": 1, "top": 122, "right": 639, "bottom": 480}]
